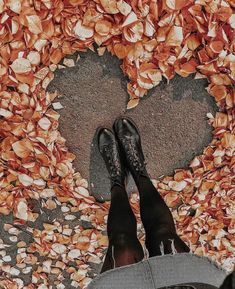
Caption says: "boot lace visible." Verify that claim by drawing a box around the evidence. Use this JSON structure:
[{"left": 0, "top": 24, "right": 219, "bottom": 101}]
[
  {"left": 102, "top": 145, "right": 122, "bottom": 178},
  {"left": 119, "top": 137, "right": 146, "bottom": 173}
]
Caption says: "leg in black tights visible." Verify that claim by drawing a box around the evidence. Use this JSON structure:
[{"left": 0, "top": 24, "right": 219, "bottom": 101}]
[
  {"left": 100, "top": 185, "right": 144, "bottom": 273},
  {"left": 136, "top": 175, "right": 190, "bottom": 257}
]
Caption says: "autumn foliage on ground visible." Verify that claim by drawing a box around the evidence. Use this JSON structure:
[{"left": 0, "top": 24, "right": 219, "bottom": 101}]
[{"left": 0, "top": 0, "right": 234, "bottom": 288}]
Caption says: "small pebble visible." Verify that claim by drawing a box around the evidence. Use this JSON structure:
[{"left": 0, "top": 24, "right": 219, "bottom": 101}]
[
  {"left": 8, "top": 227, "right": 19, "bottom": 235},
  {"left": 65, "top": 215, "right": 76, "bottom": 221},
  {"left": 10, "top": 267, "right": 20, "bottom": 276},
  {"left": 61, "top": 206, "right": 70, "bottom": 213},
  {"left": 9, "top": 236, "right": 18, "bottom": 242},
  {"left": 22, "top": 267, "right": 32, "bottom": 274},
  {"left": 71, "top": 281, "right": 79, "bottom": 288},
  {"left": 3, "top": 255, "right": 11, "bottom": 262},
  {"left": 0, "top": 250, "right": 6, "bottom": 257}
]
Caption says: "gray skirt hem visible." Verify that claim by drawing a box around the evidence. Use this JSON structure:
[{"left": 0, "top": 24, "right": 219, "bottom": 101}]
[{"left": 88, "top": 253, "right": 229, "bottom": 289}]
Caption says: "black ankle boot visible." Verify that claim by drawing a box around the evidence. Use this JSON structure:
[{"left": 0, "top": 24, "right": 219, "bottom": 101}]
[
  {"left": 97, "top": 127, "right": 126, "bottom": 190},
  {"left": 113, "top": 117, "right": 149, "bottom": 185}
]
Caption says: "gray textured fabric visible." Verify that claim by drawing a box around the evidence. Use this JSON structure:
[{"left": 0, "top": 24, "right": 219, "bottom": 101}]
[
  {"left": 88, "top": 253, "right": 228, "bottom": 289},
  {"left": 157, "top": 283, "right": 218, "bottom": 289}
]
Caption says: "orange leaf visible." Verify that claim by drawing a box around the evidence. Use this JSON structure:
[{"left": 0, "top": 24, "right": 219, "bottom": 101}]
[
  {"left": 209, "top": 41, "right": 224, "bottom": 54},
  {"left": 100, "top": 0, "right": 119, "bottom": 14},
  {"left": 123, "top": 22, "right": 144, "bottom": 43},
  {"left": 186, "top": 34, "right": 200, "bottom": 51},
  {"left": 113, "top": 43, "right": 129, "bottom": 59},
  {"left": 209, "top": 85, "right": 227, "bottom": 101},
  {"left": 26, "top": 15, "right": 43, "bottom": 34},
  {"left": 95, "top": 20, "right": 112, "bottom": 36},
  {"left": 166, "top": 26, "right": 183, "bottom": 46},
  {"left": 127, "top": 98, "right": 139, "bottom": 109}
]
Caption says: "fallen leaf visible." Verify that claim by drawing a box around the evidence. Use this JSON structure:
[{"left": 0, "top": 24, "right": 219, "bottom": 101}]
[
  {"left": 10, "top": 58, "right": 31, "bottom": 74},
  {"left": 15, "top": 200, "right": 28, "bottom": 220},
  {"left": 127, "top": 98, "right": 139, "bottom": 109},
  {"left": 38, "top": 117, "right": 51, "bottom": 130},
  {"left": 52, "top": 102, "right": 64, "bottom": 110},
  {"left": 166, "top": 26, "right": 183, "bottom": 46},
  {"left": 100, "top": 0, "right": 119, "bottom": 14},
  {"left": 18, "top": 174, "right": 34, "bottom": 187},
  {"left": 74, "top": 20, "right": 94, "bottom": 40},
  {"left": 26, "top": 15, "right": 43, "bottom": 34},
  {"left": 169, "top": 180, "right": 187, "bottom": 191},
  {"left": 51, "top": 243, "right": 67, "bottom": 254},
  {"left": 12, "top": 139, "right": 33, "bottom": 158},
  {"left": 7, "top": 0, "right": 21, "bottom": 13},
  {"left": 122, "top": 11, "right": 138, "bottom": 27}
]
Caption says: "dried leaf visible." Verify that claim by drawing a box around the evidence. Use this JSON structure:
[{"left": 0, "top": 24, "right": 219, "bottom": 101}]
[
  {"left": 169, "top": 180, "right": 187, "bottom": 191},
  {"left": 100, "top": 0, "right": 119, "bottom": 14},
  {"left": 0, "top": 108, "right": 13, "bottom": 118},
  {"left": 209, "top": 41, "right": 224, "bottom": 54},
  {"left": 209, "top": 85, "right": 227, "bottom": 101},
  {"left": 15, "top": 200, "right": 28, "bottom": 220},
  {"left": 166, "top": 26, "right": 183, "bottom": 46},
  {"left": 186, "top": 35, "right": 200, "bottom": 51},
  {"left": 52, "top": 102, "right": 64, "bottom": 110},
  {"left": 52, "top": 243, "right": 67, "bottom": 254},
  {"left": 74, "top": 20, "right": 94, "bottom": 40},
  {"left": 10, "top": 58, "right": 31, "bottom": 74},
  {"left": 68, "top": 249, "right": 81, "bottom": 259},
  {"left": 127, "top": 98, "right": 139, "bottom": 109},
  {"left": 95, "top": 20, "right": 112, "bottom": 36},
  {"left": 122, "top": 12, "right": 138, "bottom": 27},
  {"left": 63, "top": 58, "right": 75, "bottom": 67},
  {"left": 38, "top": 117, "right": 51, "bottom": 130},
  {"left": 18, "top": 174, "right": 33, "bottom": 187},
  {"left": 12, "top": 139, "right": 33, "bottom": 158},
  {"left": 117, "top": 0, "right": 132, "bottom": 16},
  {"left": 26, "top": 15, "right": 43, "bottom": 34},
  {"left": 124, "top": 21, "right": 144, "bottom": 43},
  {"left": 7, "top": 0, "right": 21, "bottom": 13}
]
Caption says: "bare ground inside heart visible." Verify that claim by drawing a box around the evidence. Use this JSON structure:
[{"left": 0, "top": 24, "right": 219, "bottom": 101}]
[{"left": 48, "top": 50, "right": 217, "bottom": 201}]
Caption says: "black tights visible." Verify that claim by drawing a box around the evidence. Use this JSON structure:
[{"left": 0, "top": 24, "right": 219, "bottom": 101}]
[{"left": 100, "top": 175, "right": 190, "bottom": 273}]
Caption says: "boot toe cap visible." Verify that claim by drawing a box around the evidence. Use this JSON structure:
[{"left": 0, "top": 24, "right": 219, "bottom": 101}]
[
  {"left": 97, "top": 128, "right": 114, "bottom": 149},
  {"left": 114, "top": 117, "right": 140, "bottom": 139}
]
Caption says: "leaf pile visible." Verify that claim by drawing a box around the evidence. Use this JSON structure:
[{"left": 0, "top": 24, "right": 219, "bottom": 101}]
[{"left": 0, "top": 0, "right": 234, "bottom": 288}]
